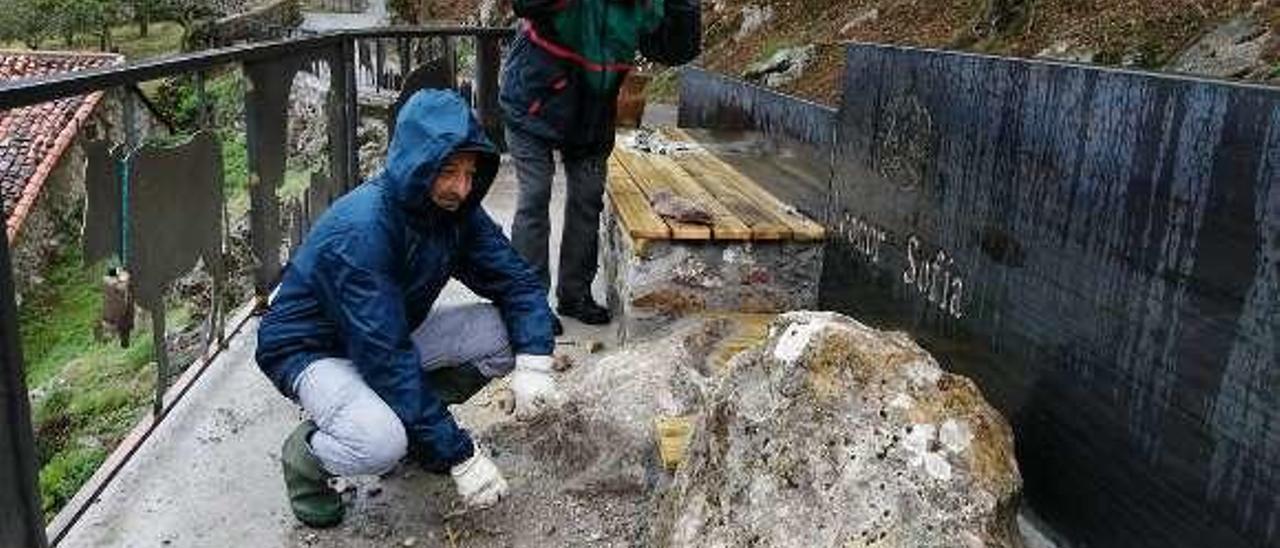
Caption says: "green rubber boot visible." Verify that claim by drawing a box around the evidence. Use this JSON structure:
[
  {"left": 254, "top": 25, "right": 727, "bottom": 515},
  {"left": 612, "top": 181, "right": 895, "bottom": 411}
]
[{"left": 281, "top": 420, "right": 343, "bottom": 527}]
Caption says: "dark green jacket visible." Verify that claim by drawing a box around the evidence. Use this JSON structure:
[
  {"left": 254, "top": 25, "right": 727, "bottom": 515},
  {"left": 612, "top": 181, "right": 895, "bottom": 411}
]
[{"left": 499, "top": 0, "right": 701, "bottom": 156}]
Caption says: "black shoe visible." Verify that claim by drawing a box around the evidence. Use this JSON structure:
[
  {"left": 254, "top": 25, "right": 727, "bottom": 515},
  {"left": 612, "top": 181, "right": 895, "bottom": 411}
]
[
  {"left": 557, "top": 298, "right": 611, "bottom": 325},
  {"left": 553, "top": 315, "right": 564, "bottom": 336}
]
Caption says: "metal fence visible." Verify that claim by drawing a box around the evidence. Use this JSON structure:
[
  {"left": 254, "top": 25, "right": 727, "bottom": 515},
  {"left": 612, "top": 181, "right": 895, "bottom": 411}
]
[{"left": 0, "top": 26, "right": 513, "bottom": 547}]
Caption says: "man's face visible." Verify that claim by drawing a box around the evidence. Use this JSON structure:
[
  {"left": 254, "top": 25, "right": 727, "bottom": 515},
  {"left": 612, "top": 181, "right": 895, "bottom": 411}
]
[{"left": 430, "top": 152, "right": 478, "bottom": 211}]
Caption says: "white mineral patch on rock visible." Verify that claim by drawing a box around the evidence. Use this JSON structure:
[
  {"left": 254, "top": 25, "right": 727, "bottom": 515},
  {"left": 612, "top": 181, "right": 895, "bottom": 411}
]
[{"left": 772, "top": 318, "right": 827, "bottom": 364}]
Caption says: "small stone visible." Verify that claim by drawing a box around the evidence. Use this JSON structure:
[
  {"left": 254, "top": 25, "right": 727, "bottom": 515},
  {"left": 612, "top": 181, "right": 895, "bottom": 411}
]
[
  {"left": 494, "top": 388, "right": 516, "bottom": 414},
  {"left": 587, "top": 340, "right": 606, "bottom": 353},
  {"left": 303, "top": 532, "right": 318, "bottom": 544},
  {"left": 367, "top": 484, "right": 383, "bottom": 498},
  {"left": 553, "top": 354, "right": 575, "bottom": 372},
  {"left": 329, "top": 477, "right": 355, "bottom": 493},
  {"left": 402, "top": 536, "right": 418, "bottom": 547}
]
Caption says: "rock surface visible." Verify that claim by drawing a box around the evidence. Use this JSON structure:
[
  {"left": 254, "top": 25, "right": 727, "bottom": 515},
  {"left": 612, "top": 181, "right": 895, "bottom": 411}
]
[
  {"left": 601, "top": 220, "right": 823, "bottom": 342},
  {"left": 1168, "top": 15, "right": 1275, "bottom": 79},
  {"left": 656, "top": 311, "right": 1023, "bottom": 547},
  {"left": 289, "top": 312, "right": 1022, "bottom": 547},
  {"left": 743, "top": 45, "right": 815, "bottom": 88}
]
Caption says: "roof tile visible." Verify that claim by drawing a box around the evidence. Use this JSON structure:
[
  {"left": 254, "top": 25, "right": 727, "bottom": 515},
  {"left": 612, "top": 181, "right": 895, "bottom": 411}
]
[{"left": 0, "top": 50, "right": 123, "bottom": 238}]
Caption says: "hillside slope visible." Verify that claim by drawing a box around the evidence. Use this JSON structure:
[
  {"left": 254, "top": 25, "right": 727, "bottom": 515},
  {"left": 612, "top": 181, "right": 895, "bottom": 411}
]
[
  {"left": 701, "top": 0, "right": 1279, "bottom": 104},
  {"left": 394, "top": 0, "right": 1279, "bottom": 106}
]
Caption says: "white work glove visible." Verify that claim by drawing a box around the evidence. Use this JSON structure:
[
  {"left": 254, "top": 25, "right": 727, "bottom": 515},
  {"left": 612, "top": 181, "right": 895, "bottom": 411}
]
[
  {"left": 450, "top": 446, "right": 508, "bottom": 510},
  {"left": 509, "top": 354, "right": 560, "bottom": 417}
]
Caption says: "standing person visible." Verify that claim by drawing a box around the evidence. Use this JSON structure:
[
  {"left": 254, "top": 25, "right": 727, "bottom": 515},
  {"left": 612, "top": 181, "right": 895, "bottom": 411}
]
[
  {"left": 255, "top": 90, "right": 560, "bottom": 527},
  {"left": 501, "top": 0, "right": 702, "bottom": 333}
]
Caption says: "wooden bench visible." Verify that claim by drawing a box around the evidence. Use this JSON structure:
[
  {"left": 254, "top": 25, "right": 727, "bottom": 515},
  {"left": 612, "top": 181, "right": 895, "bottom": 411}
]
[{"left": 601, "top": 127, "right": 826, "bottom": 341}]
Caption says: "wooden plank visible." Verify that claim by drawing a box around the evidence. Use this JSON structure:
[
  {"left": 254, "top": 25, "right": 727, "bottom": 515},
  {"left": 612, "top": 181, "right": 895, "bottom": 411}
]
[
  {"left": 670, "top": 151, "right": 793, "bottom": 241},
  {"left": 655, "top": 415, "right": 694, "bottom": 471},
  {"left": 606, "top": 159, "right": 671, "bottom": 240},
  {"left": 667, "top": 128, "right": 826, "bottom": 241},
  {"left": 614, "top": 146, "right": 752, "bottom": 241},
  {"left": 642, "top": 152, "right": 753, "bottom": 241},
  {"left": 612, "top": 148, "right": 712, "bottom": 240}
]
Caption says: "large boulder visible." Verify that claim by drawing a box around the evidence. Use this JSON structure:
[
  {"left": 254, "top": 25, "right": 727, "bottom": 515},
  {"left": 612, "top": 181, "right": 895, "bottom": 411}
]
[
  {"left": 293, "top": 312, "right": 1023, "bottom": 547},
  {"left": 656, "top": 311, "right": 1023, "bottom": 547},
  {"left": 487, "top": 316, "right": 746, "bottom": 500}
]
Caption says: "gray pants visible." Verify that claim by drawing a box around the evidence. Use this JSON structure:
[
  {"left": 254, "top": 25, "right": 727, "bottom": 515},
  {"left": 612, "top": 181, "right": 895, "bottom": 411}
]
[
  {"left": 292, "top": 303, "right": 512, "bottom": 477},
  {"left": 507, "top": 126, "right": 609, "bottom": 303}
]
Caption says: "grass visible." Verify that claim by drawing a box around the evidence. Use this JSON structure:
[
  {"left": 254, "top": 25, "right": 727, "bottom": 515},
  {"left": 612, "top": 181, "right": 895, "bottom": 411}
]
[
  {"left": 37, "top": 447, "right": 108, "bottom": 517},
  {"left": 19, "top": 251, "right": 130, "bottom": 388},
  {"left": 109, "top": 22, "right": 186, "bottom": 60},
  {"left": 18, "top": 246, "right": 191, "bottom": 520},
  {"left": 2, "top": 21, "right": 184, "bottom": 60},
  {"left": 222, "top": 130, "right": 253, "bottom": 218}
]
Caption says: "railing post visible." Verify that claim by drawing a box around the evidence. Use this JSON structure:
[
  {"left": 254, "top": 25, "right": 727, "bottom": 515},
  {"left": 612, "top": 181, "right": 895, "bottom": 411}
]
[
  {"left": 0, "top": 229, "right": 48, "bottom": 548},
  {"left": 475, "top": 34, "right": 504, "bottom": 150},
  {"left": 374, "top": 39, "right": 386, "bottom": 92},
  {"left": 244, "top": 60, "right": 299, "bottom": 301},
  {"left": 343, "top": 38, "right": 360, "bottom": 188},
  {"left": 327, "top": 40, "right": 359, "bottom": 192}
]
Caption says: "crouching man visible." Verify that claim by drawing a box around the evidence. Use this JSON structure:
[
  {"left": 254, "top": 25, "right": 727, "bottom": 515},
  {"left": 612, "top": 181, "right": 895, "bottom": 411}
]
[{"left": 254, "top": 90, "right": 559, "bottom": 527}]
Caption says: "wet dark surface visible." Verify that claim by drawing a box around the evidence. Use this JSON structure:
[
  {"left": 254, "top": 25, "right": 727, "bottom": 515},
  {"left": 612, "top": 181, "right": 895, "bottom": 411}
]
[
  {"left": 680, "top": 45, "right": 1280, "bottom": 547},
  {"left": 825, "top": 45, "right": 1280, "bottom": 548}
]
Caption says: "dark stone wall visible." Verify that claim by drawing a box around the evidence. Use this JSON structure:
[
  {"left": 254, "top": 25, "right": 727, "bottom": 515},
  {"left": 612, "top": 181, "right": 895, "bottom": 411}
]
[
  {"left": 678, "top": 45, "right": 1280, "bottom": 547},
  {"left": 824, "top": 45, "right": 1280, "bottom": 548}
]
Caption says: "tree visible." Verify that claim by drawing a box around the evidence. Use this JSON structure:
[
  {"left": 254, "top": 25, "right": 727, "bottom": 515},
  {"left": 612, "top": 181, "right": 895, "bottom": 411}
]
[
  {"left": 157, "top": 0, "right": 218, "bottom": 48},
  {"left": 0, "top": 0, "right": 59, "bottom": 49},
  {"left": 130, "top": 0, "right": 163, "bottom": 37}
]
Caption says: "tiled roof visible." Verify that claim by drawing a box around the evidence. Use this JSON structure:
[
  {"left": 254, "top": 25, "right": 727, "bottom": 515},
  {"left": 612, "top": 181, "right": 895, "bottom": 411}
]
[{"left": 0, "top": 50, "right": 124, "bottom": 242}]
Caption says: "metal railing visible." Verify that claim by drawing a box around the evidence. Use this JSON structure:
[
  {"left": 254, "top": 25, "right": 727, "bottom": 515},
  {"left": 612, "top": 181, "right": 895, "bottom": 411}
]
[{"left": 0, "top": 25, "right": 513, "bottom": 547}]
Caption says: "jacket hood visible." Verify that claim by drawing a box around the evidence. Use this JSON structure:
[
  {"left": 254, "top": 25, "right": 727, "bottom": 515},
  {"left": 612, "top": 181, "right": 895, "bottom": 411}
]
[{"left": 380, "top": 90, "right": 499, "bottom": 216}]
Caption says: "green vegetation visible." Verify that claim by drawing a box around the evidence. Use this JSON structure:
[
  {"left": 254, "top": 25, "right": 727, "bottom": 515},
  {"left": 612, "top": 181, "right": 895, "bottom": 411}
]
[
  {"left": 0, "top": 0, "right": 211, "bottom": 57},
  {"left": 107, "top": 20, "right": 184, "bottom": 59},
  {"left": 20, "top": 248, "right": 159, "bottom": 519},
  {"left": 38, "top": 447, "right": 108, "bottom": 516},
  {"left": 0, "top": 20, "right": 184, "bottom": 60}
]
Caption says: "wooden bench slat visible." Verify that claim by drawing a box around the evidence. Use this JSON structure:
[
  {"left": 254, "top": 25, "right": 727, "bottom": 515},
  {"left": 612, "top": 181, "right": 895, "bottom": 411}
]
[
  {"left": 670, "top": 152, "right": 794, "bottom": 241},
  {"left": 614, "top": 146, "right": 753, "bottom": 241},
  {"left": 644, "top": 152, "right": 754, "bottom": 241},
  {"left": 612, "top": 148, "right": 713, "bottom": 240},
  {"left": 606, "top": 161, "right": 672, "bottom": 240},
  {"left": 666, "top": 128, "right": 826, "bottom": 241}
]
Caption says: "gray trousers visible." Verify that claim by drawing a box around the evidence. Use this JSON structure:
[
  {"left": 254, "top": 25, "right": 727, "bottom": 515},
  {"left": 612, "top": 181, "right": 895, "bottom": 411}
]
[
  {"left": 507, "top": 126, "right": 609, "bottom": 303},
  {"left": 292, "top": 303, "right": 512, "bottom": 477}
]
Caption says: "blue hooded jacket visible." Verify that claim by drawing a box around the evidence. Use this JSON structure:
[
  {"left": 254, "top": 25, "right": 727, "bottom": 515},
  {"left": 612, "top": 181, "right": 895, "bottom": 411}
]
[{"left": 255, "top": 90, "right": 555, "bottom": 470}]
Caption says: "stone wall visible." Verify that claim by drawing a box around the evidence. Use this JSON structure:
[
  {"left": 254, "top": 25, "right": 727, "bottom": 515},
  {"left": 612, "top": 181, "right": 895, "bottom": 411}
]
[
  {"left": 194, "top": 0, "right": 303, "bottom": 47},
  {"left": 601, "top": 202, "right": 823, "bottom": 342}
]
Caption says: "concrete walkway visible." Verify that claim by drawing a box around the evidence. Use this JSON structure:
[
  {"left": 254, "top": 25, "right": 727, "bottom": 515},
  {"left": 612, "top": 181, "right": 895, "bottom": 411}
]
[{"left": 60, "top": 155, "right": 615, "bottom": 547}]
